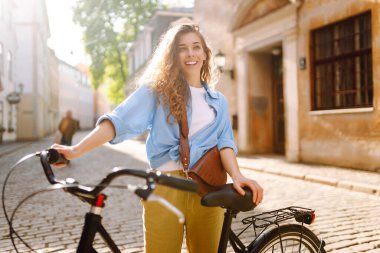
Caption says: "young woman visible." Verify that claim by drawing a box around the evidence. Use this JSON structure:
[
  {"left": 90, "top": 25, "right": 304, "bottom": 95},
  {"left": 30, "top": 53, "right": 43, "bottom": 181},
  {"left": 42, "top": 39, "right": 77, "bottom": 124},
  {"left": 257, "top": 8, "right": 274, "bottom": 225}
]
[{"left": 52, "top": 24, "right": 263, "bottom": 253}]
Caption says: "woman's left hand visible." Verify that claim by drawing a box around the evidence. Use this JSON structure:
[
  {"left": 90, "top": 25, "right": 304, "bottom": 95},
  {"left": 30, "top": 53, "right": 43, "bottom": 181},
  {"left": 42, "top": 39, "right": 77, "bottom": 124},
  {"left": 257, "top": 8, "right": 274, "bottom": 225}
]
[
  {"left": 219, "top": 148, "right": 264, "bottom": 205},
  {"left": 232, "top": 174, "right": 263, "bottom": 206}
]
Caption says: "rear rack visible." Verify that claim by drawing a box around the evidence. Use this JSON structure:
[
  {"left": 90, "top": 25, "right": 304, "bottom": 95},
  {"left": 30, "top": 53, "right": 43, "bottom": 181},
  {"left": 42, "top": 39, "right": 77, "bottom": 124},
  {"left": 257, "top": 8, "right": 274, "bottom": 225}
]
[
  {"left": 242, "top": 206, "right": 315, "bottom": 228},
  {"left": 229, "top": 206, "right": 317, "bottom": 253}
]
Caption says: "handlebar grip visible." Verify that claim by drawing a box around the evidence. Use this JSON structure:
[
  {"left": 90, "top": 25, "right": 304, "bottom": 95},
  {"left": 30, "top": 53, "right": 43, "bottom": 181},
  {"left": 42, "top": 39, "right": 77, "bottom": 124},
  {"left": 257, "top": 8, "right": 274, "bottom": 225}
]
[
  {"left": 40, "top": 149, "right": 62, "bottom": 184},
  {"left": 47, "top": 149, "right": 69, "bottom": 164},
  {"left": 157, "top": 174, "right": 199, "bottom": 193}
]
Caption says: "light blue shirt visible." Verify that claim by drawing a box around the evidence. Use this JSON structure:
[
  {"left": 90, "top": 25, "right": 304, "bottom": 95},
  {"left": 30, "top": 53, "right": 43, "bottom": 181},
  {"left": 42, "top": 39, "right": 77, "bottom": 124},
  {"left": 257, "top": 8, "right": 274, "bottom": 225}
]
[{"left": 96, "top": 83, "right": 237, "bottom": 170}]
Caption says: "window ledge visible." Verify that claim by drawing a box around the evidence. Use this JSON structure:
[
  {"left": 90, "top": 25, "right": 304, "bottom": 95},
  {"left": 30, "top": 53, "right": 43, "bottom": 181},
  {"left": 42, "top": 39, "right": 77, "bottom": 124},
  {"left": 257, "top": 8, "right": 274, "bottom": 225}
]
[{"left": 309, "top": 107, "right": 374, "bottom": 115}]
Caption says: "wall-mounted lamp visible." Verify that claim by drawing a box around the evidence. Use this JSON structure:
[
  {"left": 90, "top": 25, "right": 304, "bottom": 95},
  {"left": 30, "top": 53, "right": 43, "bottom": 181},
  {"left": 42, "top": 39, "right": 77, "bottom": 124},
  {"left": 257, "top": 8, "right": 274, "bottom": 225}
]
[
  {"left": 6, "top": 83, "right": 23, "bottom": 105},
  {"left": 6, "top": 83, "right": 23, "bottom": 133},
  {"left": 299, "top": 57, "right": 307, "bottom": 70},
  {"left": 214, "top": 50, "right": 235, "bottom": 79},
  {"left": 271, "top": 48, "right": 282, "bottom": 56}
]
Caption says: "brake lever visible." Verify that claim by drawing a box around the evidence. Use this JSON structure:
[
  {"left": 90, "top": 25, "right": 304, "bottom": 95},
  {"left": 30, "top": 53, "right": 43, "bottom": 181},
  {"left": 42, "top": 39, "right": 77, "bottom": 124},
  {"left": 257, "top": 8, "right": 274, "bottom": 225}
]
[{"left": 145, "top": 194, "right": 185, "bottom": 224}]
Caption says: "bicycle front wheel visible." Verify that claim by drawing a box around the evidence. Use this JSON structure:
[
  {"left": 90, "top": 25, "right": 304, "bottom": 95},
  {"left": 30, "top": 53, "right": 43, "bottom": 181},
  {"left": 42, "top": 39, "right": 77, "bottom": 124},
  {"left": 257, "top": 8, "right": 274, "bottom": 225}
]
[{"left": 250, "top": 224, "right": 326, "bottom": 253}]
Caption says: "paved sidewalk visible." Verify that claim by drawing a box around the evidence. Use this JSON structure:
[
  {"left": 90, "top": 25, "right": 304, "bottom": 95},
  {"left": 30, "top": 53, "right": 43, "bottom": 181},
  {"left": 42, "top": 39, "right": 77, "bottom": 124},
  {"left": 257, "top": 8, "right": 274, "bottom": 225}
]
[
  {"left": 1, "top": 132, "right": 379, "bottom": 196},
  {"left": 0, "top": 140, "right": 33, "bottom": 158},
  {"left": 238, "top": 155, "right": 380, "bottom": 196}
]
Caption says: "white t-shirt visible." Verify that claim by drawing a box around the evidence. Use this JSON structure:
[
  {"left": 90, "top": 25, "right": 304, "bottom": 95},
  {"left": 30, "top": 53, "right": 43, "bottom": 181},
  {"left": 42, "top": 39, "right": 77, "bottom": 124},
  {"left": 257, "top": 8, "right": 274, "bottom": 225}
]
[{"left": 156, "top": 86, "right": 215, "bottom": 171}]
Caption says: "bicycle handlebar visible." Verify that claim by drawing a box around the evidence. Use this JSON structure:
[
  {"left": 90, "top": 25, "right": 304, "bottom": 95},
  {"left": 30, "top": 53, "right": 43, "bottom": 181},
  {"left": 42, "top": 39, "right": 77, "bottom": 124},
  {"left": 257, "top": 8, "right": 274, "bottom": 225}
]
[
  {"left": 39, "top": 149, "right": 65, "bottom": 185},
  {"left": 46, "top": 148, "right": 69, "bottom": 164},
  {"left": 38, "top": 149, "right": 199, "bottom": 198}
]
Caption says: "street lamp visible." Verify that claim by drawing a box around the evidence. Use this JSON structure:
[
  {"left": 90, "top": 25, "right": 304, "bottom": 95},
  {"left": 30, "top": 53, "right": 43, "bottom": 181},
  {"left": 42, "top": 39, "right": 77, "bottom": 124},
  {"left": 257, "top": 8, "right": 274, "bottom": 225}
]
[
  {"left": 214, "top": 51, "right": 226, "bottom": 71},
  {"left": 6, "top": 83, "right": 23, "bottom": 105},
  {"left": 214, "top": 50, "right": 234, "bottom": 79},
  {"left": 6, "top": 83, "right": 23, "bottom": 133}
]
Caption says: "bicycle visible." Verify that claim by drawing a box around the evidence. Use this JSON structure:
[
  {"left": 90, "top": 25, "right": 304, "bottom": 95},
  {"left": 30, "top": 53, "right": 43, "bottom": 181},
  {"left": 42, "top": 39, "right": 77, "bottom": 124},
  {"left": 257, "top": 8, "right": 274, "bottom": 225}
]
[{"left": 2, "top": 149, "right": 326, "bottom": 253}]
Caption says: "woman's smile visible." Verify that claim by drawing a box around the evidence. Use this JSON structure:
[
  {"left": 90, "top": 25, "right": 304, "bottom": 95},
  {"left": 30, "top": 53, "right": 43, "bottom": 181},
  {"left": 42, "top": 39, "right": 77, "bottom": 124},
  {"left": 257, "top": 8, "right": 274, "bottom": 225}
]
[{"left": 185, "top": 60, "right": 198, "bottom": 65}]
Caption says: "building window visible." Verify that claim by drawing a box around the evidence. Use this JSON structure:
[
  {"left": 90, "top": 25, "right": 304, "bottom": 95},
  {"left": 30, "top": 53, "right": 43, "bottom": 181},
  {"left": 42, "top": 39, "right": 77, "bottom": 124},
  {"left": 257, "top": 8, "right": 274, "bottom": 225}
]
[
  {"left": 311, "top": 11, "right": 372, "bottom": 110},
  {"left": 7, "top": 51, "right": 12, "bottom": 82}
]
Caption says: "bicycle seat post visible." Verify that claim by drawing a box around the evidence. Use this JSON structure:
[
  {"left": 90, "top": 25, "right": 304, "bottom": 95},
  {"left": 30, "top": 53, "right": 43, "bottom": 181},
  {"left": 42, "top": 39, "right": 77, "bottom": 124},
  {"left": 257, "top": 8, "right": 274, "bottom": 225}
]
[
  {"left": 218, "top": 208, "right": 237, "bottom": 253},
  {"left": 77, "top": 194, "right": 107, "bottom": 252}
]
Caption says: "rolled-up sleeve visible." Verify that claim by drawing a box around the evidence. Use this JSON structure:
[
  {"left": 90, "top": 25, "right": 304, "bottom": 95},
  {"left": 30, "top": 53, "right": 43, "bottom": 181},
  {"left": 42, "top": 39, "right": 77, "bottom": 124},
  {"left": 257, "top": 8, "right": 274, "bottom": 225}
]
[
  {"left": 96, "top": 85, "right": 156, "bottom": 144},
  {"left": 217, "top": 97, "right": 238, "bottom": 154}
]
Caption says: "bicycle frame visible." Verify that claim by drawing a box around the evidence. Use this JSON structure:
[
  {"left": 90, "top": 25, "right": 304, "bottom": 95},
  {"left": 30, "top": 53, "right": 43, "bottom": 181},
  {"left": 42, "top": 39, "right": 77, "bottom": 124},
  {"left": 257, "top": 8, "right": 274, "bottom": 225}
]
[
  {"left": 38, "top": 149, "right": 197, "bottom": 253},
  {"left": 218, "top": 209, "right": 246, "bottom": 253},
  {"left": 76, "top": 194, "right": 247, "bottom": 253},
  {"left": 77, "top": 194, "right": 121, "bottom": 253},
  {"left": 77, "top": 200, "right": 243, "bottom": 253},
  {"left": 74, "top": 201, "right": 319, "bottom": 253},
  {"left": 218, "top": 208, "right": 256, "bottom": 253}
]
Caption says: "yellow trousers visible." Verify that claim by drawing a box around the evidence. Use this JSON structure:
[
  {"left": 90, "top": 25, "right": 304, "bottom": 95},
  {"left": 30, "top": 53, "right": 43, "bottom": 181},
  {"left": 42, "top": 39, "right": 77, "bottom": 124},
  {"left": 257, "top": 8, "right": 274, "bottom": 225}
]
[{"left": 142, "top": 170, "right": 224, "bottom": 253}]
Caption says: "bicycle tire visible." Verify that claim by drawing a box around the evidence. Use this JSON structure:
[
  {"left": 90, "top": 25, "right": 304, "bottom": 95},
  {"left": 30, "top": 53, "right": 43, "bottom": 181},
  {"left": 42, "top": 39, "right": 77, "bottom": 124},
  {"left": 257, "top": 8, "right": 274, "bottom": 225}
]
[{"left": 250, "top": 224, "right": 326, "bottom": 253}]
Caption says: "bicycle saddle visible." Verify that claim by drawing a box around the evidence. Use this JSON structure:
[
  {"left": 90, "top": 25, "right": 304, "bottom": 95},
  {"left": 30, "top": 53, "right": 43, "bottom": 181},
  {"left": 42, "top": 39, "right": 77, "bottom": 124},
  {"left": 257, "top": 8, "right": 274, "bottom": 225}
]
[{"left": 201, "top": 184, "right": 255, "bottom": 212}]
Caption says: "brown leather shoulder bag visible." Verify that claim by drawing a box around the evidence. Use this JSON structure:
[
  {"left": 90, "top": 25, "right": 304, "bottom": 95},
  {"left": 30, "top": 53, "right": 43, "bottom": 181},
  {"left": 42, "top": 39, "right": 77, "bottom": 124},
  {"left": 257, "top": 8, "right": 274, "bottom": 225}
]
[{"left": 179, "top": 113, "right": 227, "bottom": 196}]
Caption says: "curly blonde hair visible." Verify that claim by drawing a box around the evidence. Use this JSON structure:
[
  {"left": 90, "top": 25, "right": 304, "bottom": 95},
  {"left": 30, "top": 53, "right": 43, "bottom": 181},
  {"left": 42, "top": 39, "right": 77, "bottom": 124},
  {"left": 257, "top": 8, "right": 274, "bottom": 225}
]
[{"left": 138, "top": 24, "right": 217, "bottom": 122}]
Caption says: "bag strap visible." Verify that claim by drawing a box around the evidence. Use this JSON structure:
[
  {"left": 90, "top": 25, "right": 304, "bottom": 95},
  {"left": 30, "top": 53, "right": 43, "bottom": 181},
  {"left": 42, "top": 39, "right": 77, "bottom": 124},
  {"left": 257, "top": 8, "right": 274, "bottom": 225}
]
[{"left": 179, "top": 111, "right": 190, "bottom": 175}]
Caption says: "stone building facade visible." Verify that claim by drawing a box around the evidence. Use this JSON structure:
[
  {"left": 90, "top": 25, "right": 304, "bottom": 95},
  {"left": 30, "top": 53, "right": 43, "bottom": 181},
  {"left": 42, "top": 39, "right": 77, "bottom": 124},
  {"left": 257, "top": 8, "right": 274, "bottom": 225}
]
[
  {"left": 14, "top": 0, "right": 52, "bottom": 140},
  {"left": 58, "top": 60, "right": 94, "bottom": 130},
  {"left": 1, "top": 0, "right": 97, "bottom": 143},
  {"left": 47, "top": 48, "right": 60, "bottom": 134},
  {"left": 194, "top": 0, "right": 380, "bottom": 172},
  {"left": 0, "top": 0, "right": 18, "bottom": 142}
]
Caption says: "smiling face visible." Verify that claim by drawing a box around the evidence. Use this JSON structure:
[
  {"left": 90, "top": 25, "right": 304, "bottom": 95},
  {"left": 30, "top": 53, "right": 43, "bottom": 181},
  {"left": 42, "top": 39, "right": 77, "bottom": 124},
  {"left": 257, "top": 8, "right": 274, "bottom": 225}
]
[{"left": 177, "top": 32, "right": 207, "bottom": 86}]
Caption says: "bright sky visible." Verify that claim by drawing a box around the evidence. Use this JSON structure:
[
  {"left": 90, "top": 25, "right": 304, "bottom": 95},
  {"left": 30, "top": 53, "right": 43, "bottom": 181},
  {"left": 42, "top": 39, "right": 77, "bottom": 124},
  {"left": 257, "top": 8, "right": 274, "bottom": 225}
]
[
  {"left": 46, "top": 0, "right": 86, "bottom": 65},
  {"left": 46, "top": 0, "right": 194, "bottom": 66}
]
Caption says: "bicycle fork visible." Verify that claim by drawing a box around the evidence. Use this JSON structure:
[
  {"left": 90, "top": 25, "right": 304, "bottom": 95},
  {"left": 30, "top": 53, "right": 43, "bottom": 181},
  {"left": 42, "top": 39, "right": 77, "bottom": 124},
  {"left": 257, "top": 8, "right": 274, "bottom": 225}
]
[{"left": 77, "top": 194, "right": 121, "bottom": 253}]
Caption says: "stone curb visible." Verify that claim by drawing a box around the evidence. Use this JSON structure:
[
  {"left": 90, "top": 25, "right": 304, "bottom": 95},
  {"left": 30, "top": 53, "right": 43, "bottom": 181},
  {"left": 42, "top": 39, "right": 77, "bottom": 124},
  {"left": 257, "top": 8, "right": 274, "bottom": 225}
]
[{"left": 239, "top": 163, "right": 380, "bottom": 196}]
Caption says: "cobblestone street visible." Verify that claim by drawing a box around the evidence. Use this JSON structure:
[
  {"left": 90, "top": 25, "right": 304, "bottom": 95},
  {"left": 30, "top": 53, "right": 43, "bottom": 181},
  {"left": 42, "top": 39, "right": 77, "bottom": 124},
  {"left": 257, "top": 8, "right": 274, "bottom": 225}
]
[{"left": 1, "top": 131, "right": 380, "bottom": 252}]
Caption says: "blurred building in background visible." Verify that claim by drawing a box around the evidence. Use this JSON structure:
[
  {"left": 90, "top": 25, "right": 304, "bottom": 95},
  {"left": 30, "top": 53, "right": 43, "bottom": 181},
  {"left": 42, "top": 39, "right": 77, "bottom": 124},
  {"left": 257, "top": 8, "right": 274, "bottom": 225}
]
[
  {"left": 13, "top": 0, "right": 52, "bottom": 140},
  {"left": 0, "top": 0, "right": 96, "bottom": 143},
  {"left": 47, "top": 48, "right": 60, "bottom": 134},
  {"left": 125, "top": 7, "right": 193, "bottom": 94},
  {"left": 58, "top": 61, "right": 94, "bottom": 130},
  {"left": 0, "top": 0, "right": 18, "bottom": 143},
  {"left": 194, "top": 0, "right": 380, "bottom": 172}
]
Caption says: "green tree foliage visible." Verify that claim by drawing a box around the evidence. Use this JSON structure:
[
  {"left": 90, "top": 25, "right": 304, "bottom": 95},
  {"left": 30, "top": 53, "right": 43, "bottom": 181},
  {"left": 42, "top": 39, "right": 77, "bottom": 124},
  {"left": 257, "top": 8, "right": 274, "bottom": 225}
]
[{"left": 72, "top": 0, "right": 161, "bottom": 105}]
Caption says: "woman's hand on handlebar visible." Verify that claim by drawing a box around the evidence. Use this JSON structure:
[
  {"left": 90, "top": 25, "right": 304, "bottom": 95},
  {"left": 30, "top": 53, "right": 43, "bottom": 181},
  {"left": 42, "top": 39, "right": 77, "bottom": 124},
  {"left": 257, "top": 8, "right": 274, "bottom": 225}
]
[
  {"left": 50, "top": 120, "right": 116, "bottom": 167},
  {"left": 50, "top": 144, "right": 81, "bottom": 165}
]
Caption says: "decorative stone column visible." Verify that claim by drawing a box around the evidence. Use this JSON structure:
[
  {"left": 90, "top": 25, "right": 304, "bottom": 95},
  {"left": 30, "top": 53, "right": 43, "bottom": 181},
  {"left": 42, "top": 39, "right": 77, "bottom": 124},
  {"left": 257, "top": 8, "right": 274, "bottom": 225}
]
[
  {"left": 236, "top": 51, "right": 250, "bottom": 152},
  {"left": 282, "top": 28, "right": 300, "bottom": 162}
]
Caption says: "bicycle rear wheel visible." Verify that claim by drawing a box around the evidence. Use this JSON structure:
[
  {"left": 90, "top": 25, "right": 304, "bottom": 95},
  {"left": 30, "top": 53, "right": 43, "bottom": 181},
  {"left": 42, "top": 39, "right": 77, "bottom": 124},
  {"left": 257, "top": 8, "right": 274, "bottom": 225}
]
[{"left": 250, "top": 224, "right": 325, "bottom": 253}]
